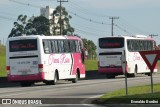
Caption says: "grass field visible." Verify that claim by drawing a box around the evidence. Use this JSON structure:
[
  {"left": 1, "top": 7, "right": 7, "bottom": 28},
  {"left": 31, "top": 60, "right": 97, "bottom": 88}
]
[
  {"left": 0, "top": 45, "right": 6, "bottom": 77},
  {"left": 85, "top": 60, "right": 98, "bottom": 71},
  {"left": 101, "top": 84, "right": 160, "bottom": 98},
  {"left": 93, "top": 84, "right": 160, "bottom": 104}
]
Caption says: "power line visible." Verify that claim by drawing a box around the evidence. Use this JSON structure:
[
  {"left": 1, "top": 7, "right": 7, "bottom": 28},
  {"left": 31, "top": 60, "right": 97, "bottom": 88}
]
[
  {"left": 0, "top": 15, "right": 16, "bottom": 21},
  {"left": 114, "top": 24, "right": 132, "bottom": 35},
  {"left": 75, "top": 28, "right": 106, "bottom": 37},
  {"left": 9, "top": 0, "right": 42, "bottom": 8},
  {"left": 118, "top": 18, "right": 149, "bottom": 35},
  {"left": 68, "top": 0, "right": 111, "bottom": 18},
  {"left": 70, "top": 22, "right": 109, "bottom": 33},
  {"left": 67, "top": 10, "right": 111, "bottom": 25}
]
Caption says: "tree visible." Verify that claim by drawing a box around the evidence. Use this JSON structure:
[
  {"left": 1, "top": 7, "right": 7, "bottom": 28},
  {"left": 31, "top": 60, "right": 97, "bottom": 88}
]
[
  {"left": 9, "top": 15, "right": 50, "bottom": 37},
  {"left": 51, "top": 6, "right": 74, "bottom": 35},
  {"left": 8, "top": 14, "right": 28, "bottom": 38},
  {"left": 82, "top": 38, "right": 97, "bottom": 60},
  {"left": 30, "top": 16, "right": 50, "bottom": 35}
]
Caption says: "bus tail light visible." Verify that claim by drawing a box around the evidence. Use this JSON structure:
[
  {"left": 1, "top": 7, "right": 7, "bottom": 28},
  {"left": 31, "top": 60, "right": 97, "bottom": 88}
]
[
  {"left": 6, "top": 66, "right": 11, "bottom": 74},
  {"left": 38, "top": 64, "right": 43, "bottom": 68},
  {"left": 6, "top": 66, "right": 10, "bottom": 70},
  {"left": 38, "top": 64, "right": 43, "bottom": 72}
]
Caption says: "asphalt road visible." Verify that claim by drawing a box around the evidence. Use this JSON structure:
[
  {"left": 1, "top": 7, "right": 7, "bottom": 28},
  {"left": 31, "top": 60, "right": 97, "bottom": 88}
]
[{"left": 0, "top": 71, "right": 160, "bottom": 107}]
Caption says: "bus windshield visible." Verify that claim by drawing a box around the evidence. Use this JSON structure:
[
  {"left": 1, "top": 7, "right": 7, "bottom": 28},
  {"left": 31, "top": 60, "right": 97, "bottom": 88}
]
[
  {"left": 99, "top": 37, "right": 124, "bottom": 48},
  {"left": 9, "top": 39, "right": 37, "bottom": 52}
]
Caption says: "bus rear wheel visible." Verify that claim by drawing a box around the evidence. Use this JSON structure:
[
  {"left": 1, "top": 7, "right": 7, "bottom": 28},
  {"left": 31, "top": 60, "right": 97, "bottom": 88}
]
[
  {"left": 131, "top": 65, "right": 138, "bottom": 77},
  {"left": 44, "top": 72, "right": 58, "bottom": 85},
  {"left": 53, "top": 72, "right": 58, "bottom": 85},
  {"left": 72, "top": 72, "right": 78, "bottom": 83}
]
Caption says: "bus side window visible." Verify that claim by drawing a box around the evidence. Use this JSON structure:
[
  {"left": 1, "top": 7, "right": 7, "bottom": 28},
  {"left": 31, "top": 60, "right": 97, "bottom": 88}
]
[
  {"left": 70, "top": 41, "right": 76, "bottom": 52},
  {"left": 48, "top": 40, "right": 52, "bottom": 53},
  {"left": 127, "top": 40, "right": 132, "bottom": 51},
  {"left": 51, "top": 40, "right": 55, "bottom": 53},
  {"left": 148, "top": 41, "right": 152, "bottom": 50},
  {"left": 64, "top": 40, "right": 70, "bottom": 53},
  {"left": 75, "top": 40, "right": 79, "bottom": 52},
  {"left": 58, "top": 40, "right": 64, "bottom": 53},
  {"left": 51, "top": 40, "right": 58, "bottom": 53},
  {"left": 43, "top": 40, "right": 49, "bottom": 54},
  {"left": 143, "top": 41, "right": 147, "bottom": 50}
]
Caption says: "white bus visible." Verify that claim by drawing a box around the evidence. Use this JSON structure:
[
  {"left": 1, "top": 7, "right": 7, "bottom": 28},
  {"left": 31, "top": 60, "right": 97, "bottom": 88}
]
[
  {"left": 6, "top": 35, "right": 86, "bottom": 86},
  {"left": 98, "top": 35, "right": 158, "bottom": 78}
]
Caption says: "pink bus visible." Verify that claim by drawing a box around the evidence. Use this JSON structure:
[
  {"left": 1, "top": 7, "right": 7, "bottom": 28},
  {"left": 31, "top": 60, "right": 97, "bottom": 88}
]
[
  {"left": 6, "top": 35, "right": 87, "bottom": 86},
  {"left": 98, "top": 35, "right": 158, "bottom": 78}
]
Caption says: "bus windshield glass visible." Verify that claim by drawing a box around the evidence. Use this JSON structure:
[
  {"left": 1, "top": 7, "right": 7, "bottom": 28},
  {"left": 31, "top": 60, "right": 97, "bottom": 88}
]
[
  {"left": 9, "top": 39, "right": 37, "bottom": 52},
  {"left": 99, "top": 37, "right": 124, "bottom": 48}
]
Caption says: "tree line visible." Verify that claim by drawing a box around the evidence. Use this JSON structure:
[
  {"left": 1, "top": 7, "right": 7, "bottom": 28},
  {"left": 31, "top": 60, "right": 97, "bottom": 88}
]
[{"left": 8, "top": 6, "right": 97, "bottom": 60}]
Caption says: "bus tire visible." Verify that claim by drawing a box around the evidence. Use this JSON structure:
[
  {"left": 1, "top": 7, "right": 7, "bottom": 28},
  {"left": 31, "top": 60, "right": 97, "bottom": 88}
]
[
  {"left": 146, "top": 72, "right": 151, "bottom": 76},
  {"left": 20, "top": 81, "right": 33, "bottom": 87},
  {"left": 133, "top": 65, "right": 138, "bottom": 77},
  {"left": 53, "top": 72, "right": 58, "bottom": 85},
  {"left": 44, "top": 72, "right": 58, "bottom": 85},
  {"left": 72, "top": 72, "right": 79, "bottom": 83}
]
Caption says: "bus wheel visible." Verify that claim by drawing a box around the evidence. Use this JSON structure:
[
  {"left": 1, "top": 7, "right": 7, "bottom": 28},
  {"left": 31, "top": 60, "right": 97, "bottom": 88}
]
[
  {"left": 20, "top": 82, "right": 33, "bottom": 87},
  {"left": 133, "top": 65, "right": 138, "bottom": 77},
  {"left": 72, "top": 72, "right": 78, "bottom": 83},
  {"left": 145, "top": 72, "right": 151, "bottom": 76},
  {"left": 53, "top": 72, "right": 58, "bottom": 85}
]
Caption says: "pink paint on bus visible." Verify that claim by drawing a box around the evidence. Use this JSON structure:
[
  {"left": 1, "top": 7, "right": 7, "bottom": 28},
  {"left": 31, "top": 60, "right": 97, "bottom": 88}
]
[
  {"left": 8, "top": 72, "right": 44, "bottom": 82},
  {"left": 71, "top": 53, "right": 85, "bottom": 75}
]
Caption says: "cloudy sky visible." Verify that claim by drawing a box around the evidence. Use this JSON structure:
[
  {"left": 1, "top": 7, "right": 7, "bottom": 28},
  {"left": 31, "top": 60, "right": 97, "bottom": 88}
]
[{"left": 0, "top": 0, "right": 160, "bottom": 45}]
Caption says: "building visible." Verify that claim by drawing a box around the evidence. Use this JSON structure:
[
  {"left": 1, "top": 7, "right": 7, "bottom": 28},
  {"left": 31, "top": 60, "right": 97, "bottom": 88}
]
[{"left": 40, "top": 6, "right": 60, "bottom": 35}]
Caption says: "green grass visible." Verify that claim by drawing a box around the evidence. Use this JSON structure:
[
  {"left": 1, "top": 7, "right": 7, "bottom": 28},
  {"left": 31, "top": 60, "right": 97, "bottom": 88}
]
[
  {"left": 94, "top": 84, "right": 160, "bottom": 104},
  {"left": 102, "top": 84, "right": 160, "bottom": 98},
  {"left": 85, "top": 60, "right": 98, "bottom": 71},
  {"left": 0, "top": 45, "right": 6, "bottom": 77}
]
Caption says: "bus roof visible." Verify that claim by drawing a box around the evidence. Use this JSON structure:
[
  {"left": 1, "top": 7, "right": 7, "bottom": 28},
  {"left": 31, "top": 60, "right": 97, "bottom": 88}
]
[
  {"left": 99, "top": 35, "right": 153, "bottom": 40},
  {"left": 7, "top": 35, "right": 82, "bottom": 41}
]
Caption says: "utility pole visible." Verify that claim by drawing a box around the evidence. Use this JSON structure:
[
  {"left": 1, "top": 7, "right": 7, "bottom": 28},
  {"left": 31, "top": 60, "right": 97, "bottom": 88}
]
[
  {"left": 109, "top": 17, "right": 119, "bottom": 36},
  {"left": 149, "top": 34, "right": 158, "bottom": 38},
  {"left": 57, "top": 0, "right": 68, "bottom": 35}
]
